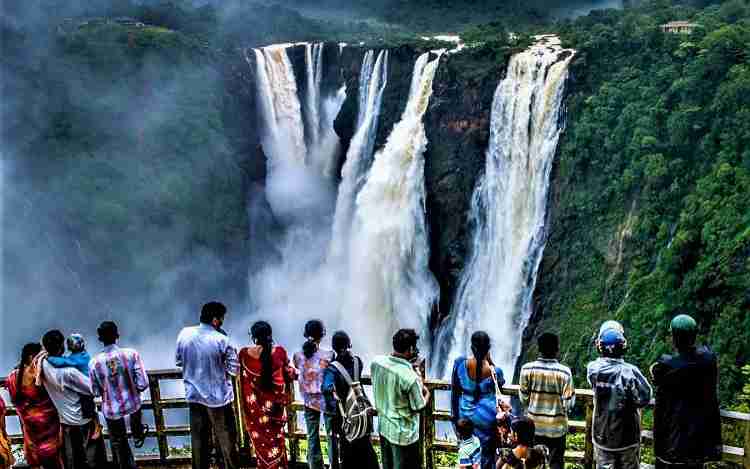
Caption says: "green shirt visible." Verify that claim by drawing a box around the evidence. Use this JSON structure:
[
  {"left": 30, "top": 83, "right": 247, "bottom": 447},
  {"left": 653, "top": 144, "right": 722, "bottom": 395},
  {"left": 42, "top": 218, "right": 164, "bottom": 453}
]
[{"left": 370, "top": 354, "right": 427, "bottom": 446}]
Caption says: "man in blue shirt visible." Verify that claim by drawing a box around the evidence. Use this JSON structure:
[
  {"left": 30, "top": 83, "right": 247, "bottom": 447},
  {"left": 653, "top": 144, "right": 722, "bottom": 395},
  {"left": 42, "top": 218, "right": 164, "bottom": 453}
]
[{"left": 176, "top": 302, "right": 239, "bottom": 469}]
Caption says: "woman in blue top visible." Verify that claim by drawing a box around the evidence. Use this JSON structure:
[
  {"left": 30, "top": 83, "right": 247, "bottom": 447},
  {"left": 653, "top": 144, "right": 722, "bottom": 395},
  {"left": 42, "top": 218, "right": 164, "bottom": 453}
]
[{"left": 451, "top": 331, "right": 505, "bottom": 469}]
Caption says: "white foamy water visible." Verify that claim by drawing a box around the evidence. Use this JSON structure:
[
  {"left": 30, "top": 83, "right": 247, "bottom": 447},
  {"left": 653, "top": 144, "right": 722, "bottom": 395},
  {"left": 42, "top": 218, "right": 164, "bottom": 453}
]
[
  {"left": 434, "top": 37, "right": 575, "bottom": 379},
  {"left": 329, "top": 50, "right": 389, "bottom": 262},
  {"left": 342, "top": 52, "right": 442, "bottom": 357}
]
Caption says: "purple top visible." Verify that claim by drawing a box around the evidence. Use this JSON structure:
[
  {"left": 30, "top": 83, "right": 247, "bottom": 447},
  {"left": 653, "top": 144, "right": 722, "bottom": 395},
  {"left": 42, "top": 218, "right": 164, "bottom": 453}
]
[{"left": 293, "top": 349, "right": 334, "bottom": 412}]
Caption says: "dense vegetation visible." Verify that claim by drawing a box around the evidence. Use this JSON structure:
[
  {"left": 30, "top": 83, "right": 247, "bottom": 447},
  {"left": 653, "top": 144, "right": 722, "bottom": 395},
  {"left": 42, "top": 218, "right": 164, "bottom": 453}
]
[{"left": 526, "top": 0, "right": 750, "bottom": 404}]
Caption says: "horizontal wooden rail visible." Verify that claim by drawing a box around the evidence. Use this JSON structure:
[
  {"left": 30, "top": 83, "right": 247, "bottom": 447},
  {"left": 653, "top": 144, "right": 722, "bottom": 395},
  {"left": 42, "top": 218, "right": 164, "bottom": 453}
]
[{"left": 2, "top": 369, "right": 748, "bottom": 468}]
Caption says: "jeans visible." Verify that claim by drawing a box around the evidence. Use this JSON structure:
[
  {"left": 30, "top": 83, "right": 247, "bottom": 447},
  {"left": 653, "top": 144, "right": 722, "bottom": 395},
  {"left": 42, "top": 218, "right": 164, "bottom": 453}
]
[
  {"left": 536, "top": 435, "right": 566, "bottom": 469},
  {"left": 304, "top": 407, "right": 332, "bottom": 469},
  {"left": 379, "top": 436, "right": 420, "bottom": 469},
  {"left": 61, "top": 422, "right": 107, "bottom": 469},
  {"left": 189, "top": 403, "right": 238, "bottom": 469},
  {"left": 106, "top": 409, "right": 145, "bottom": 469},
  {"left": 595, "top": 446, "right": 640, "bottom": 469}
]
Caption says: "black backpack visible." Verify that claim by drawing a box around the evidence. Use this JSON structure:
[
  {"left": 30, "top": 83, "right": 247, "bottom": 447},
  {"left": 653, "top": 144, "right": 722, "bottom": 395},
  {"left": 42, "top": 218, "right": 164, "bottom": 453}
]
[{"left": 331, "top": 359, "right": 374, "bottom": 442}]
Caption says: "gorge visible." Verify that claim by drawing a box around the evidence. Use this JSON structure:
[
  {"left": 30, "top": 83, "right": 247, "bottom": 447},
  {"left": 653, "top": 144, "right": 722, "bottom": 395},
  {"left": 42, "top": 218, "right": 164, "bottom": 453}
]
[{"left": 3, "top": 0, "right": 748, "bottom": 404}]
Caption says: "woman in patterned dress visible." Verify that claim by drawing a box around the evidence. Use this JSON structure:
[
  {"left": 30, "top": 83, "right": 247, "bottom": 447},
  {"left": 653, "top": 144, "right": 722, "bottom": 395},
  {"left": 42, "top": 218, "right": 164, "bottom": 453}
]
[
  {"left": 239, "top": 321, "right": 296, "bottom": 469},
  {"left": 6, "top": 343, "right": 63, "bottom": 469}
]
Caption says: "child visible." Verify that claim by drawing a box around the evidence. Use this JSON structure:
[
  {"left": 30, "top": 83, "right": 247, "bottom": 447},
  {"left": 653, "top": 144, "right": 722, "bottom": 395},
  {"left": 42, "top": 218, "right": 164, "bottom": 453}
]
[
  {"left": 457, "top": 418, "right": 482, "bottom": 469},
  {"left": 46, "top": 333, "right": 97, "bottom": 419},
  {"left": 496, "top": 417, "right": 549, "bottom": 469}
]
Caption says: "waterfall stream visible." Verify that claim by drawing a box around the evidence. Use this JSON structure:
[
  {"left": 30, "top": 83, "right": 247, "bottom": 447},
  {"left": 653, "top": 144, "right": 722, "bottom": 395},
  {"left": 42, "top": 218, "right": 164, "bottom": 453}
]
[
  {"left": 329, "top": 50, "right": 389, "bottom": 262},
  {"left": 434, "top": 37, "right": 574, "bottom": 379},
  {"left": 342, "top": 51, "right": 442, "bottom": 356}
]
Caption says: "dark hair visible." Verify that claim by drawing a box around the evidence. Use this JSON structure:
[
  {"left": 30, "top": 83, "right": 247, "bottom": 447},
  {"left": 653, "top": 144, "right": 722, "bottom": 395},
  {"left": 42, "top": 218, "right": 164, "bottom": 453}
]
[
  {"left": 511, "top": 417, "right": 536, "bottom": 446},
  {"left": 456, "top": 418, "right": 475, "bottom": 440},
  {"left": 673, "top": 329, "right": 697, "bottom": 351},
  {"left": 302, "top": 319, "right": 325, "bottom": 359},
  {"left": 332, "top": 330, "right": 354, "bottom": 368},
  {"left": 97, "top": 321, "right": 119, "bottom": 345},
  {"left": 251, "top": 321, "right": 274, "bottom": 390},
  {"left": 14, "top": 343, "right": 42, "bottom": 405},
  {"left": 42, "top": 330, "right": 66, "bottom": 357},
  {"left": 470, "top": 331, "right": 492, "bottom": 401},
  {"left": 392, "top": 329, "right": 419, "bottom": 354},
  {"left": 537, "top": 332, "right": 559, "bottom": 359},
  {"left": 200, "top": 301, "right": 227, "bottom": 324}
]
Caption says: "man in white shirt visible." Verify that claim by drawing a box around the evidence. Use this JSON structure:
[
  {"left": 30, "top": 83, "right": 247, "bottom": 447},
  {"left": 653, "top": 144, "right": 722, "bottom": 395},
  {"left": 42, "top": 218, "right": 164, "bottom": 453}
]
[
  {"left": 176, "top": 301, "right": 239, "bottom": 469},
  {"left": 40, "top": 330, "right": 106, "bottom": 469}
]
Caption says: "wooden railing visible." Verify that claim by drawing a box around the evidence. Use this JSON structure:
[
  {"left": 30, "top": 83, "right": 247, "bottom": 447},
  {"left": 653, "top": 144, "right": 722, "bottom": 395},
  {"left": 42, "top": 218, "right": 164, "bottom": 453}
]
[{"left": 2, "top": 369, "right": 749, "bottom": 468}]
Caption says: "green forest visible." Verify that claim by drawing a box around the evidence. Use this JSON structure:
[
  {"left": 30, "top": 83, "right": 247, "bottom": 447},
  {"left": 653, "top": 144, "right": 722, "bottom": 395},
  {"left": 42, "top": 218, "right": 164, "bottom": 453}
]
[{"left": 1, "top": 0, "right": 748, "bottom": 410}]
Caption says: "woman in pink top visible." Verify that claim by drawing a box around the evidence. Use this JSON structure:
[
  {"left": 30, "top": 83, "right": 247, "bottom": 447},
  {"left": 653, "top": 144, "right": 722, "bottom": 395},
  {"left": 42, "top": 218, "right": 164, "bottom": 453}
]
[{"left": 292, "top": 320, "right": 334, "bottom": 469}]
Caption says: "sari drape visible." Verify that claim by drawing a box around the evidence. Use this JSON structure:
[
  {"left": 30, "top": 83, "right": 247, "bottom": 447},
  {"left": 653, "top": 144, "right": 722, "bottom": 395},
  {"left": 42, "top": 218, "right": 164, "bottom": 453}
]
[
  {"left": 239, "top": 345, "right": 295, "bottom": 469},
  {"left": 7, "top": 368, "right": 63, "bottom": 467}
]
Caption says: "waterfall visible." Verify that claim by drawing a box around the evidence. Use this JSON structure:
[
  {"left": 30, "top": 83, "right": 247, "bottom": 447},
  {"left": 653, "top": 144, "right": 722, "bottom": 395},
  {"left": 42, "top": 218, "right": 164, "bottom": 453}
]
[
  {"left": 304, "top": 43, "right": 324, "bottom": 149},
  {"left": 329, "top": 50, "right": 389, "bottom": 262},
  {"left": 434, "top": 36, "right": 574, "bottom": 379},
  {"left": 247, "top": 42, "right": 346, "bottom": 348},
  {"left": 342, "top": 52, "right": 442, "bottom": 357},
  {"left": 248, "top": 42, "right": 345, "bottom": 222}
]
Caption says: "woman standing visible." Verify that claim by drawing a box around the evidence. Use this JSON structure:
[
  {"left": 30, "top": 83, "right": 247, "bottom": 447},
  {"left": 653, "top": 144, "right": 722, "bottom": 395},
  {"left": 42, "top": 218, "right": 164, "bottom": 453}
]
[
  {"left": 321, "top": 331, "right": 379, "bottom": 469},
  {"left": 292, "top": 320, "right": 334, "bottom": 469},
  {"left": 451, "top": 331, "right": 506, "bottom": 469},
  {"left": 0, "top": 394, "right": 14, "bottom": 469},
  {"left": 6, "top": 343, "right": 63, "bottom": 469},
  {"left": 239, "top": 321, "right": 296, "bottom": 469}
]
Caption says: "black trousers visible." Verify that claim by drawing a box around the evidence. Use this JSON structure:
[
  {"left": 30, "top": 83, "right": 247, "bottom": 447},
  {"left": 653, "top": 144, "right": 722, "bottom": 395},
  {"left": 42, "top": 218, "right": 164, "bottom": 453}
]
[
  {"left": 536, "top": 435, "right": 567, "bottom": 469},
  {"left": 61, "top": 421, "right": 107, "bottom": 469},
  {"left": 189, "top": 403, "right": 238, "bottom": 469},
  {"left": 106, "top": 409, "right": 145, "bottom": 469},
  {"left": 329, "top": 416, "right": 379, "bottom": 469}
]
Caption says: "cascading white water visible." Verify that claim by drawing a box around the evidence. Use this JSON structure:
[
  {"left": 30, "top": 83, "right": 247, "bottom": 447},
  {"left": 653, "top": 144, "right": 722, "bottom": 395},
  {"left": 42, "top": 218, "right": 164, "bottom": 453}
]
[
  {"left": 304, "top": 43, "right": 324, "bottom": 149},
  {"left": 342, "top": 52, "right": 442, "bottom": 356},
  {"left": 434, "top": 36, "right": 574, "bottom": 379},
  {"left": 247, "top": 42, "right": 347, "bottom": 350},
  {"left": 329, "top": 50, "right": 389, "bottom": 262}
]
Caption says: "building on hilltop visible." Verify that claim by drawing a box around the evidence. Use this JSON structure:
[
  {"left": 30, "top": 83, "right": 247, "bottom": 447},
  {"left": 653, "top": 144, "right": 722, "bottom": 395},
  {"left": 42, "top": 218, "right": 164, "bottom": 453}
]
[{"left": 661, "top": 21, "right": 699, "bottom": 34}]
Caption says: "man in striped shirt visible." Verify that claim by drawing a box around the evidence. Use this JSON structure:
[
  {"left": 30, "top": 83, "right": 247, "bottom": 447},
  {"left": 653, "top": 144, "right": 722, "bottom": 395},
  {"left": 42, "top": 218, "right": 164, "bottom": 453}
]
[
  {"left": 89, "top": 321, "right": 149, "bottom": 469},
  {"left": 519, "top": 332, "right": 575, "bottom": 469}
]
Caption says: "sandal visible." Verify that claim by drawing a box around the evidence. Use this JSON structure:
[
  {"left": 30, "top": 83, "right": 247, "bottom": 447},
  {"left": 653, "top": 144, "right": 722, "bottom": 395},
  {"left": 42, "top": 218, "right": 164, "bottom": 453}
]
[{"left": 133, "top": 424, "right": 149, "bottom": 448}]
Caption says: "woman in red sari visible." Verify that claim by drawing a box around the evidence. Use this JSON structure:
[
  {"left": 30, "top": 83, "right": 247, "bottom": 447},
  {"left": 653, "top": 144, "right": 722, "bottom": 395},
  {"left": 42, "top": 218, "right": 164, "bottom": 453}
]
[
  {"left": 7, "top": 343, "right": 63, "bottom": 469},
  {"left": 239, "top": 321, "right": 296, "bottom": 469}
]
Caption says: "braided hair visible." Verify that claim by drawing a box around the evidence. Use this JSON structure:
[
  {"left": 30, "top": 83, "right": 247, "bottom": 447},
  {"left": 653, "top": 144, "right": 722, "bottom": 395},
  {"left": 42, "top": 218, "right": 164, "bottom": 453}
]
[
  {"left": 302, "top": 319, "right": 325, "bottom": 359},
  {"left": 250, "top": 321, "right": 274, "bottom": 391},
  {"left": 470, "top": 331, "right": 492, "bottom": 401}
]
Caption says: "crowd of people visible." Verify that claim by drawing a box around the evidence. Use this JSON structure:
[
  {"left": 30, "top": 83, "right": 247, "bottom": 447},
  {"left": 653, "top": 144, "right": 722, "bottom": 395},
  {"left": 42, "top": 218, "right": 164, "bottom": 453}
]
[{"left": 0, "top": 302, "right": 724, "bottom": 469}]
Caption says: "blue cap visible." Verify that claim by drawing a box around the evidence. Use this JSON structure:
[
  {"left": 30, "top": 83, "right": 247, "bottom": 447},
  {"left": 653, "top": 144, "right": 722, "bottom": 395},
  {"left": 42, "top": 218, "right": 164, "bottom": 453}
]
[{"left": 599, "top": 328, "right": 626, "bottom": 346}]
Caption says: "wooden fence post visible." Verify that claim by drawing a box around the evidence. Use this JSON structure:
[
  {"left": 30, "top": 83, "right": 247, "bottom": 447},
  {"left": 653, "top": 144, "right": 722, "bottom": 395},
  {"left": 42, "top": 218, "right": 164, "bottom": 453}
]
[
  {"left": 743, "top": 417, "right": 749, "bottom": 469},
  {"left": 583, "top": 402, "right": 594, "bottom": 469},
  {"left": 422, "top": 384, "right": 435, "bottom": 469},
  {"left": 148, "top": 374, "right": 169, "bottom": 462},
  {"left": 287, "top": 386, "right": 299, "bottom": 465}
]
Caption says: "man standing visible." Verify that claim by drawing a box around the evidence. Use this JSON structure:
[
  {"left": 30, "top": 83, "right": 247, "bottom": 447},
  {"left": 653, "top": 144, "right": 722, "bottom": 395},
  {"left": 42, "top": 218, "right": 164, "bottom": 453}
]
[
  {"left": 370, "top": 329, "right": 430, "bottom": 469},
  {"left": 651, "top": 314, "right": 722, "bottom": 469},
  {"left": 176, "top": 301, "right": 239, "bottom": 469},
  {"left": 587, "top": 325, "right": 652, "bottom": 469},
  {"left": 39, "top": 330, "right": 106, "bottom": 469},
  {"left": 519, "top": 332, "right": 575, "bottom": 469},
  {"left": 89, "top": 321, "right": 150, "bottom": 469}
]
